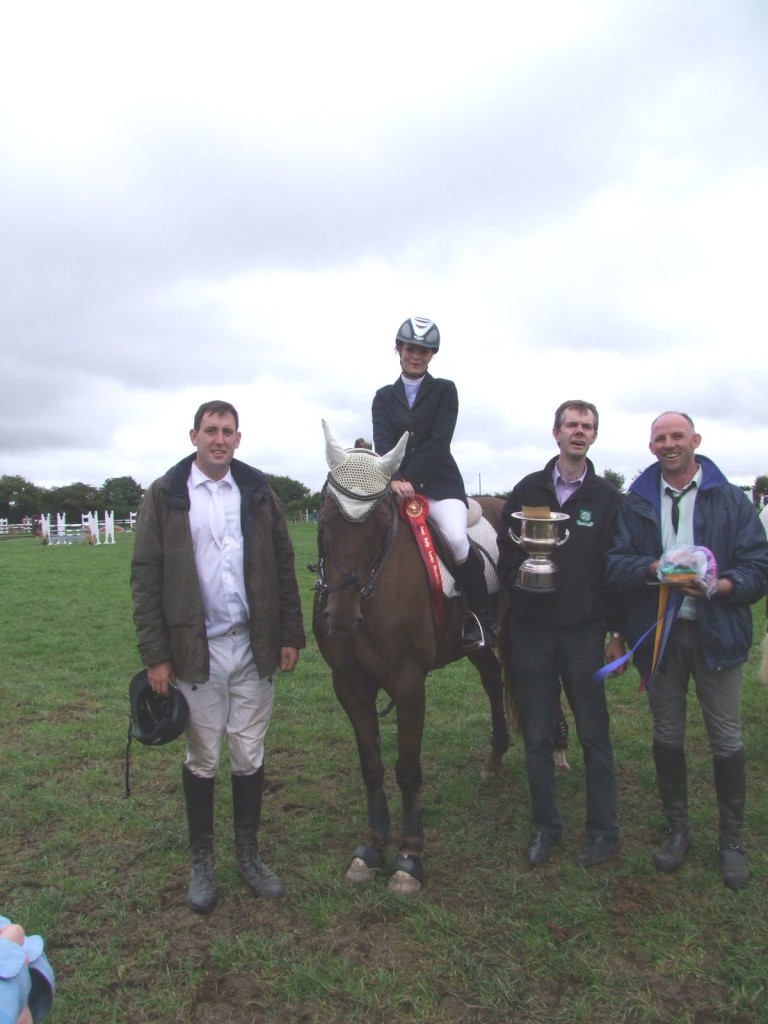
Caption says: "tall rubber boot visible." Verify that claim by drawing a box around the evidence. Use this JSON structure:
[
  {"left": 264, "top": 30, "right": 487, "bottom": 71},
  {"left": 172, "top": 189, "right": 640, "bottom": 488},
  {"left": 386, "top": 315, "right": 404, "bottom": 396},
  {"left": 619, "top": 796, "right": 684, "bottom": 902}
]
[
  {"left": 713, "top": 748, "right": 749, "bottom": 890},
  {"left": 182, "top": 764, "right": 217, "bottom": 913},
  {"left": 232, "top": 767, "right": 284, "bottom": 899},
  {"left": 651, "top": 742, "right": 691, "bottom": 873},
  {"left": 453, "top": 547, "right": 496, "bottom": 651}
]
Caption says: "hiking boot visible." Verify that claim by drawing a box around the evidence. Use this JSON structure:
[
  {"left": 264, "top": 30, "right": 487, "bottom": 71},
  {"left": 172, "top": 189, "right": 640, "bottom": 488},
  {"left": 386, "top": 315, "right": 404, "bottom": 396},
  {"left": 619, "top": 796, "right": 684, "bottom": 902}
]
[
  {"left": 719, "top": 843, "right": 750, "bottom": 890},
  {"left": 527, "top": 831, "right": 560, "bottom": 867},
  {"left": 652, "top": 829, "right": 691, "bottom": 873},
  {"left": 576, "top": 835, "right": 618, "bottom": 867},
  {"left": 236, "top": 842, "right": 284, "bottom": 899},
  {"left": 187, "top": 851, "right": 217, "bottom": 913}
]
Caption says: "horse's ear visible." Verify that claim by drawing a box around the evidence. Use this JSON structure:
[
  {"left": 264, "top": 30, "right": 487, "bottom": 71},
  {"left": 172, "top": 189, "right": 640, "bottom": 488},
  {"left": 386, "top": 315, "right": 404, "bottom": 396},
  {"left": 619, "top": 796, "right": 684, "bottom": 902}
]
[
  {"left": 322, "top": 420, "right": 348, "bottom": 470},
  {"left": 379, "top": 431, "right": 409, "bottom": 478}
]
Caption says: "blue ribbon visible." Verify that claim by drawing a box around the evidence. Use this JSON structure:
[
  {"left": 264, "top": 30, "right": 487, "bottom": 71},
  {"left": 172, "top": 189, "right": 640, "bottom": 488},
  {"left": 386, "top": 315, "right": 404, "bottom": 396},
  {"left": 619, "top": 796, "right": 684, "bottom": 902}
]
[{"left": 592, "top": 586, "right": 684, "bottom": 688}]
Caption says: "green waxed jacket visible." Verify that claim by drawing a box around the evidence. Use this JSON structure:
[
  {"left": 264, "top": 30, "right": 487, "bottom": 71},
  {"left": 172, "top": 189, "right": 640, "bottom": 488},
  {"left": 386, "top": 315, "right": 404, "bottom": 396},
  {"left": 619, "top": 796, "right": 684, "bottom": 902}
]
[{"left": 130, "top": 454, "right": 305, "bottom": 682}]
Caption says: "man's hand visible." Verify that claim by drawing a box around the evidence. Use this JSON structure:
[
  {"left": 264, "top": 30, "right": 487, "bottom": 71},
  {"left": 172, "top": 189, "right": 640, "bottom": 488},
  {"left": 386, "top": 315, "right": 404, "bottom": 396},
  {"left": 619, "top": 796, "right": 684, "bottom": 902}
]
[
  {"left": 147, "top": 660, "right": 175, "bottom": 696},
  {"left": 604, "top": 634, "right": 627, "bottom": 677},
  {"left": 280, "top": 647, "right": 300, "bottom": 672},
  {"left": 679, "top": 577, "right": 733, "bottom": 599}
]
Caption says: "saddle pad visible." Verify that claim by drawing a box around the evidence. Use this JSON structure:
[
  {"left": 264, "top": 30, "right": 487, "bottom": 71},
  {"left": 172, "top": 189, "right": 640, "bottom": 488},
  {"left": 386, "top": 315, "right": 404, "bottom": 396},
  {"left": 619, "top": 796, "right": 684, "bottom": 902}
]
[{"left": 440, "top": 515, "right": 501, "bottom": 599}]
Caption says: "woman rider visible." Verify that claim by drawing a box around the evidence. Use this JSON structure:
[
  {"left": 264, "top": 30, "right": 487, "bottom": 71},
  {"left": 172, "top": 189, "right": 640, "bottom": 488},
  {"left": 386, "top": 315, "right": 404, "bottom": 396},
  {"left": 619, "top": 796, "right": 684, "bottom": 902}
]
[{"left": 372, "top": 316, "right": 495, "bottom": 650}]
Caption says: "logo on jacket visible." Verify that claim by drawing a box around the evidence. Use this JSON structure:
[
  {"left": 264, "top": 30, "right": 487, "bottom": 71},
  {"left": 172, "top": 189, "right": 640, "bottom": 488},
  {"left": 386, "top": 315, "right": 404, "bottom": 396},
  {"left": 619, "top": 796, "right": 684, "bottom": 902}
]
[{"left": 576, "top": 509, "right": 593, "bottom": 527}]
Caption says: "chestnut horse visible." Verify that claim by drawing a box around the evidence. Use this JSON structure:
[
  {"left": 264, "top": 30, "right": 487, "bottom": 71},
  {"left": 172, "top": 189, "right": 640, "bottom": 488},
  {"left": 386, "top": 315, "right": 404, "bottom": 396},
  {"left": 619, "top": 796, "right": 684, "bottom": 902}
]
[{"left": 313, "top": 422, "right": 510, "bottom": 894}]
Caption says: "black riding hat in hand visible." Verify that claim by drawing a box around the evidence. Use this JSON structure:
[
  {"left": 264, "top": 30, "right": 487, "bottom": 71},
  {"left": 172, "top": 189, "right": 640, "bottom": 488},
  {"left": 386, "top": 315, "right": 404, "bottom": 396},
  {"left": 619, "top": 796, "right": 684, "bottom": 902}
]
[{"left": 128, "top": 669, "right": 189, "bottom": 746}]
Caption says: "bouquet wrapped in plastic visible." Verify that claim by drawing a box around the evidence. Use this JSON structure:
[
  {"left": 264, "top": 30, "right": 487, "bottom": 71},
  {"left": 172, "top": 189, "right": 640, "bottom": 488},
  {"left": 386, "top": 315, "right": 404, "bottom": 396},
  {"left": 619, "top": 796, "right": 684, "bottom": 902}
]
[{"left": 657, "top": 543, "right": 718, "bottom": 597}]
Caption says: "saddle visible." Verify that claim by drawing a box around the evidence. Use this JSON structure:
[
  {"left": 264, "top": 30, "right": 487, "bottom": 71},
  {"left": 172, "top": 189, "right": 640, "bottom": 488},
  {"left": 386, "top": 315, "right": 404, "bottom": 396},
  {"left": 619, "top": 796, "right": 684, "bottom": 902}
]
[
  {"left": 437, "top": 499, "right": 501, "bottom": 599},
  {"left": 400, "top": 496, "right": 501, "bottom": 635}
]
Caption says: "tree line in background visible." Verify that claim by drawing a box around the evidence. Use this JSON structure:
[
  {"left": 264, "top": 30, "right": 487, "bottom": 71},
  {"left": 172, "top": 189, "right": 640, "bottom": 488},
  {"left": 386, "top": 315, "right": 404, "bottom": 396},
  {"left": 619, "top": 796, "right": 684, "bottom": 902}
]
[
  {"left": 0, "top": 473, "right": 324, "bottom": 524},
  {"left": 2, "top": 470, "right": 767, "bottom": 525}
]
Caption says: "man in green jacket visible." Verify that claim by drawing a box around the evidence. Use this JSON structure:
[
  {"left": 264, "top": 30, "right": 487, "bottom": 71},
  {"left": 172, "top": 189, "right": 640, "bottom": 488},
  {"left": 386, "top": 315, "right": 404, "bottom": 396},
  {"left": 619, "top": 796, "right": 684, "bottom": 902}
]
[{"left": 131, "top": 400, "right": 305, "bottom": 913}]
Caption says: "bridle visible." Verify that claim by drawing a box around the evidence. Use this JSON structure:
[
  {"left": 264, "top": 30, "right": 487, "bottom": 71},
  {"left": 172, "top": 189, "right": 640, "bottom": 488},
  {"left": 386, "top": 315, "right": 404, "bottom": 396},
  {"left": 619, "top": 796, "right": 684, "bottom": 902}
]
[{"left": 314, "top": 472, "right": 400, "bottom": 604}]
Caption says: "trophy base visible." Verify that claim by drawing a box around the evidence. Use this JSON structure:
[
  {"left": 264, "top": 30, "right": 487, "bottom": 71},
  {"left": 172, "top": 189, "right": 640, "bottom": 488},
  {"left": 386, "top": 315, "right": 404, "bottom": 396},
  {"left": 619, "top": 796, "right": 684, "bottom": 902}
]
[
  {"left": 514, "top": 581, "right": 559, "bottom": 594},
  {"left": 515, "top": 562, "right": 560, "bottom": 593}
]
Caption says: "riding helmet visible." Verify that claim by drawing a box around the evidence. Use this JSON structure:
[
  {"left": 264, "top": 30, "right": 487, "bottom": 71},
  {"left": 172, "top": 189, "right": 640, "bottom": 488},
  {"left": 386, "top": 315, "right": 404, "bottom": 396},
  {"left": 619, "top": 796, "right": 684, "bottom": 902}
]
[
  {"left": 395, "top": 316, "right": 440, "bottom": 351},
  {"left": 128, "top": 669, "right": 189, "bottom": 745}
]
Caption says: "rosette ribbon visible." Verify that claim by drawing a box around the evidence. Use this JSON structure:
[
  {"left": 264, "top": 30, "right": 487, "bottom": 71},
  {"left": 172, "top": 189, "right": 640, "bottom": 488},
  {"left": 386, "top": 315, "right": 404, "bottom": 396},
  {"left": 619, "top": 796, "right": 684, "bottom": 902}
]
[{"left": 399, "top": 495, "right": 444, "bottom": 632}]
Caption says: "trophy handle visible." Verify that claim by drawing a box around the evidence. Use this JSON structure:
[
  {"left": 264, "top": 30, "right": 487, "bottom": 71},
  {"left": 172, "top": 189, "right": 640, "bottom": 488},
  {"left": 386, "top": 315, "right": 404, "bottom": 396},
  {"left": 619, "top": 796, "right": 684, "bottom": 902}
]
[
  {"left": 509, "top": 528, "right": 524, "bottom": 548},
  {"left": 555, "top": 529, "right": 570, "bottom": 547}
]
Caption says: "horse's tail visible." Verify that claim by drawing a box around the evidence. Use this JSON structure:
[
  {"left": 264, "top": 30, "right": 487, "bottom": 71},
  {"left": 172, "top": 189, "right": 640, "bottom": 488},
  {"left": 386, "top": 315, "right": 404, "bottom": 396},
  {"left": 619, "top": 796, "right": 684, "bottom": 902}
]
[{"left": 495, "top": 595, "right": 521, "bottom": 735}]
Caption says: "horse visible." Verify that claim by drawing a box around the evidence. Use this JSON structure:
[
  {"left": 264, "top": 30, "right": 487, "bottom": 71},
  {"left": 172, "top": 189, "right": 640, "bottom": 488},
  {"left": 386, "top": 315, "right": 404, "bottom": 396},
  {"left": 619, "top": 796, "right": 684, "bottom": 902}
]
[{"left": 312, "top": 421, "right": 510, "bottom": 894}]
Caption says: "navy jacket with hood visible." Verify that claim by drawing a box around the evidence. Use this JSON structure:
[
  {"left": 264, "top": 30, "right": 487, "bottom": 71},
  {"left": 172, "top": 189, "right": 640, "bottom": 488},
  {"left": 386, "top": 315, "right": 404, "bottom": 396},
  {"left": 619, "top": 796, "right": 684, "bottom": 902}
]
[{"left": 605, "top": 455, "right": 768, "bottom": 675}]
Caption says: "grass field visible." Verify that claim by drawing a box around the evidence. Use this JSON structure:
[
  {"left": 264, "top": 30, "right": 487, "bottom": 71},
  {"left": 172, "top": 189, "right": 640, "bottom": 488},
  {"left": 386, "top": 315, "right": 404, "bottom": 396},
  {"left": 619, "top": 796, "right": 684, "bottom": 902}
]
[{"left": 1, "top": 529, "right": 767, "bottom": 1024}]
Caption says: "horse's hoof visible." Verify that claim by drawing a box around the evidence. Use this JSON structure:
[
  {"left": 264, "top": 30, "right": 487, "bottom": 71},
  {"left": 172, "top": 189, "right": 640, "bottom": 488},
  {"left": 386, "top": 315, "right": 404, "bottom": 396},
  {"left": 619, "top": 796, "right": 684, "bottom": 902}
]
[
  {"left": 554, "top": 750, "right": 572, "bottom": 773},
  {"left": 345, "top": 857, "right": 379, "bottom": 883},
  {"left": 482, "top": 751, "right": 504, "bottom": 778},
  {"left": 388, "top": 870, "right": 422, "bottom": 895},
  {"left": 388, "top": 853, "right": 423, "bottom": 894}
]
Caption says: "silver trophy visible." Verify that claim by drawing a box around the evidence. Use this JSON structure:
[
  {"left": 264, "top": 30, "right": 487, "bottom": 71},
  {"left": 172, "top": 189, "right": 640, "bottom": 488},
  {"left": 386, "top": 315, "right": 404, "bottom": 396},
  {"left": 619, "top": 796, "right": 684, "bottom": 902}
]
[{"left": 509, "top": 509, "right": 570, "bottom": 592}]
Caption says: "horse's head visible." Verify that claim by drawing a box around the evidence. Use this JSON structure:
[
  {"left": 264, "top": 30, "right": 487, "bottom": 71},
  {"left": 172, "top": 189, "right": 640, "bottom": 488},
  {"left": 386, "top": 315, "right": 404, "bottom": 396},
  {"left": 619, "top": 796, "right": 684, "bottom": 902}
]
[
  {"left": 315, "top": 421, "right": 408, "bottom": 634},
  {"left": 322, "top": 420, "right": 408, "bottom": 521}
]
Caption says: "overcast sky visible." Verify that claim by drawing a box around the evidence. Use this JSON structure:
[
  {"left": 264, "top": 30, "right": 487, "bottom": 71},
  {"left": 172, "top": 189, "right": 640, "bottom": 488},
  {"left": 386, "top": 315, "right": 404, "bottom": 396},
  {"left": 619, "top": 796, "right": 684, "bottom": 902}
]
[{"left": 1, "top": 0, "right": 766, "bottom": 500}]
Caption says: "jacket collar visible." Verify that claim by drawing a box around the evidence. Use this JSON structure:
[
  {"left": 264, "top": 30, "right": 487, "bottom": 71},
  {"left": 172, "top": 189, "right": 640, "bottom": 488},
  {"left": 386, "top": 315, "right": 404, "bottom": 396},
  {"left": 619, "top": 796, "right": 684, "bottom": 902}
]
[
  {"left": 542, "top": 454, "right": 597, "bottom": 488},
  {"left": 630, "top": 454, "right": 727, "bottom": 510},
  {"left": 162, "top": 453, "right": 271, "bottom": 506}
]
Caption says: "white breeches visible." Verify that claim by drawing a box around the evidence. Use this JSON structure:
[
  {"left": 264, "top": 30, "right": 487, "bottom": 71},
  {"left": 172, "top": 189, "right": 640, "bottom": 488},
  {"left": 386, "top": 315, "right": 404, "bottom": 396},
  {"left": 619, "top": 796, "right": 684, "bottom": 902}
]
[
  {"left": 426, "top": 497, "right": 469, "bottom": 562},
  {"left": 176, "top": 625, "right": 275, "bottom": 778}
]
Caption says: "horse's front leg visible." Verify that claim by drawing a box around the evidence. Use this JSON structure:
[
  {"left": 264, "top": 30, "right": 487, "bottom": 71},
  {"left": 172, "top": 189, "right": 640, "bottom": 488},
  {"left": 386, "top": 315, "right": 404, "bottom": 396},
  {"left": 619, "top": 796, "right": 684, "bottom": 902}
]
[
  {"left": 346, "top": 784, "right": 390, "bottom": 883},
  {"left": 469, "top": 646, "right": 511, "bottom": 778},
  {"left": 389, "top": 675, "right": 426, "bottom": 894},
  {"left": 332, "top": 671, "right": 391, "bottom": 883}
]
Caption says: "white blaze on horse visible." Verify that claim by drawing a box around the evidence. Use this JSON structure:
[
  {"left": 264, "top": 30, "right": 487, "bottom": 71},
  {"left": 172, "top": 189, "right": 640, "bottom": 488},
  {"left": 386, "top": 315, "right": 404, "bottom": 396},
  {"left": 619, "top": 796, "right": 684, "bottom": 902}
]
[{"left": 313, "top": 421, "right": 510, "bottom": 894}]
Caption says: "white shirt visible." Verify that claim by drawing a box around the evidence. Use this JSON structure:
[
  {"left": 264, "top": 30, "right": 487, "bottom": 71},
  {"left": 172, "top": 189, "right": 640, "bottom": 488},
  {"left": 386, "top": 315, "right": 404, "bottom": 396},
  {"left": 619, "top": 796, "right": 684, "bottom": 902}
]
[
  {"left": 402, "top": 374, "right": 424, "bottom": 409},
  {"left": 188, "top": 462, "right": 250, "bottom": 636}
]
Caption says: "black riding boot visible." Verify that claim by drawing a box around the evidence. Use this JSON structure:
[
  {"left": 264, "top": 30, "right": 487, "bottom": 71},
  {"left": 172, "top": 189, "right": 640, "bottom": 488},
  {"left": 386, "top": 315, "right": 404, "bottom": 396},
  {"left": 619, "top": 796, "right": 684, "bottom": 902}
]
[
  {"left": 454, "top": 547, "right": 496, "bottom": 651},
  {"left": 713, "top": 748, "right": 749, "bottom": 890},
  {"left": 232, "top": 768, "right": 284, "bottom": 899},
  {"left": 651, "top": 741, "right": 691, "bottom": 873},
  {"left": 182, "top": 764, "right": 217, "bottom": 913}
]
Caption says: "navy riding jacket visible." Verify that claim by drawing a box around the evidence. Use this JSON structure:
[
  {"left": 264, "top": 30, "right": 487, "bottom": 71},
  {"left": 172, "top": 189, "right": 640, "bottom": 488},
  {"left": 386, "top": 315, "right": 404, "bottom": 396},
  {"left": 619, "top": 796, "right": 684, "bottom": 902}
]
[{"left": 372, "top": 373, "right": 467, "bottom": 504}]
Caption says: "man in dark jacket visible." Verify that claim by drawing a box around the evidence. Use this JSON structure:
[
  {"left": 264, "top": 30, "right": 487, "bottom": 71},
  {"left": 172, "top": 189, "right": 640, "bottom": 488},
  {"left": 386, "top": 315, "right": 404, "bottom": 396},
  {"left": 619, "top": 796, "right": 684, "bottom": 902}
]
[
  {"left": 498, "top": 401, "right": 625, "bottom": 869},
  {"left": 131, "top": 400, "right": 305, "bottom": 912},
  {"left": 606, "top": 411, "right": 768, "bottom": 889}
]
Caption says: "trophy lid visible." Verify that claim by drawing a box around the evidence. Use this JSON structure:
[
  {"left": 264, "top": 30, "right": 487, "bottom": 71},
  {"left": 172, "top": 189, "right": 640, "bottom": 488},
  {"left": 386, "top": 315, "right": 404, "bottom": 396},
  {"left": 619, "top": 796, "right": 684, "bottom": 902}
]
[{"left": 512, "top": 507, "right": 570, "bottom": 523}]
